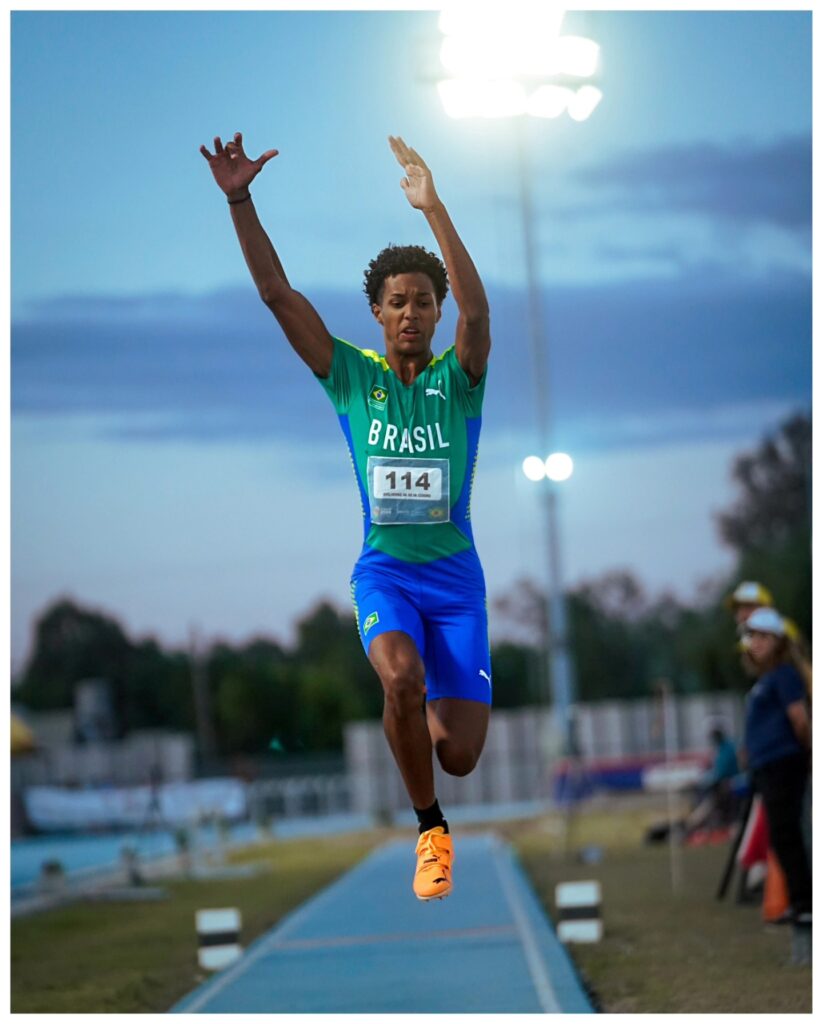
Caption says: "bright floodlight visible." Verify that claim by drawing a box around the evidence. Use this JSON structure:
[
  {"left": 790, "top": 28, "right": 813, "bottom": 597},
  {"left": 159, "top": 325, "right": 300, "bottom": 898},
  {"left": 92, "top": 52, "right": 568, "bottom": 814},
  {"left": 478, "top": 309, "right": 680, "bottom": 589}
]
[
  {"left": 436, "top": 1, "right": 601, "bottom": 124},
  {"left": 545, "top": 452, "right": 574, "bottom": 481},
  {"left": 522, "top": 455, "right": 547, "bottom": 481},
  {"left": 553, "top": 35, "right": 600, "bottom": 77},
  {"left": 527, "top": 84, "right": 573, "bottom": 119},
  {"left": 438, "top": 3, "right": 567, "bottom": 79},
  {"left": 438, "top": 78, "right": 528, "bottom": 119},
  {"left": 567, "top": 85, "right": 604, "bottom": 122},
  {"left": 439, "top": 3, "right": 565, "bottom": 49},
  {"left": 441, "top": 34, "right": 555, "bottom": 79}
]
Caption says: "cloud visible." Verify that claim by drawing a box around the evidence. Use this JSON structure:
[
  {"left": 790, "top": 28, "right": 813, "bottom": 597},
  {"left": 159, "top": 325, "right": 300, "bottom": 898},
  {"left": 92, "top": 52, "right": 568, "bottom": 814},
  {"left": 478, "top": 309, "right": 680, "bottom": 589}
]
[
  {"left": 12, "top": 270, "right": 811, "bottom": 452},
  {"left": 571, "top": 134, "right": 811, "bottom": 230}
]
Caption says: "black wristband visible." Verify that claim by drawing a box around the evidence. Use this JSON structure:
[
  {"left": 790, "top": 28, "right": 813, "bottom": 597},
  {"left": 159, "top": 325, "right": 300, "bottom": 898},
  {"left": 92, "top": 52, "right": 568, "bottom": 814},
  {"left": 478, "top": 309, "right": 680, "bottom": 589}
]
[{"left": 227, "top": 191, "right": 250, "bottom": 205}]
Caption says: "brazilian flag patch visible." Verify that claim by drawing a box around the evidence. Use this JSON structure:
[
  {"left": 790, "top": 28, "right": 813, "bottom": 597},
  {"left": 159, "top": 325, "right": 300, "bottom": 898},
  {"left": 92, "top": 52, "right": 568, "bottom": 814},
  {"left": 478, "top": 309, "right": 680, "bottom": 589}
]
[
  {"left": 368, "top": 385, "right": 388, "bottom": 411},
  {"left": 363, "top": 611, "right": 379, "bottom": 635}
]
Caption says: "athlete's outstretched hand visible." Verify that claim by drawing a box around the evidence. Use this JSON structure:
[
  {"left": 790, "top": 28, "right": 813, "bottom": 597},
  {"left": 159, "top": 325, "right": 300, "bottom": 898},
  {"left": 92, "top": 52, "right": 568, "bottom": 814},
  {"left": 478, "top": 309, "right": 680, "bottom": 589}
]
[
  {"left": 389, "top": 136, "right": 441, "bottom": 213},
  {"left": 199, "top": 132, "right": 278, "bottom": 195}
]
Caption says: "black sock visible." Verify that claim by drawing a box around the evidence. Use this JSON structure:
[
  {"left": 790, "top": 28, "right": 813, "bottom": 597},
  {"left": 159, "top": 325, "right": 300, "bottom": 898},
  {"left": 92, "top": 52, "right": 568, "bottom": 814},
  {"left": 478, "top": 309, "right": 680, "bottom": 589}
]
[{"left": 414, "top": 798, "right": 448, "bottom": 834}]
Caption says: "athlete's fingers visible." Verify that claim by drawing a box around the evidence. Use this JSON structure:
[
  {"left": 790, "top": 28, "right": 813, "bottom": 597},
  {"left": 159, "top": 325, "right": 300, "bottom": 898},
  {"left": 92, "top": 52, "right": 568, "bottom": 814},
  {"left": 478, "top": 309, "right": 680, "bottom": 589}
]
[
  {"left": 388, "top": 135, "right": 409, "bottom": 166},
  {"left": 199, "top": 144, "right": 213, "bottom": 161},
  {"left": 213, "top": 135, "right": 224, "bottom": 154},
  {"left": 409, "top": 147, "right": 428, "bottom": 169},
  {"left": 395, "top": 137, "right": 412, "bottom": 164},
  {"left": 256, "top": 149, "right": 279, "bottom": 167}
]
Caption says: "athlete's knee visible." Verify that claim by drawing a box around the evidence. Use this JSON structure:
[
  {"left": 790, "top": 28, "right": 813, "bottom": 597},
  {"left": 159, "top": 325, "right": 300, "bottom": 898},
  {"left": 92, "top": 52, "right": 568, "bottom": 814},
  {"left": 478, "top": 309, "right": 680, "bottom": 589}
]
[
  {"left": 381, "top": 658, "right": 426, "bottom": 717},
  {"left": 436, "top": 740, "right": 479, "bottom": 777}
]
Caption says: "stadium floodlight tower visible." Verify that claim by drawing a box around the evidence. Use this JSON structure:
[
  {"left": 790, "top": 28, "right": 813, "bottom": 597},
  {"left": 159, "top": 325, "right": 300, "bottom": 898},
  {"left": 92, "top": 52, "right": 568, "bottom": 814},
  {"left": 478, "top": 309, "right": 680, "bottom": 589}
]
[
  {"left": 436, "top": 4, "right": 602, "bottom": 755},
  {"left": 521, "top": 451, "right": 576, "bottom": 755}
]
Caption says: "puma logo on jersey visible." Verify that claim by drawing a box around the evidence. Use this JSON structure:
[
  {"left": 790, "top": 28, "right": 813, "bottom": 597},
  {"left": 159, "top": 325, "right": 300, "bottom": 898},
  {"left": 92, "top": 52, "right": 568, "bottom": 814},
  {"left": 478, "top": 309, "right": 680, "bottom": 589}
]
[
  {"left": 426, "top": 385, "right": 446, "bottom": 400},
  {"left": 479, "top": 669, "right": 491, "bottom": 685}
]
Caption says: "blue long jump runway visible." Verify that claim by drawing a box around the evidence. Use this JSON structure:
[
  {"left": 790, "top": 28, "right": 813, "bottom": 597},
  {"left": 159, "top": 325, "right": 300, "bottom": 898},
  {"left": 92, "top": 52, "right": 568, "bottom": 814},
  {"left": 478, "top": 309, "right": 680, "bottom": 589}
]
[{"left": 171, "top": 833, "right": 593, "bottom": 1013}]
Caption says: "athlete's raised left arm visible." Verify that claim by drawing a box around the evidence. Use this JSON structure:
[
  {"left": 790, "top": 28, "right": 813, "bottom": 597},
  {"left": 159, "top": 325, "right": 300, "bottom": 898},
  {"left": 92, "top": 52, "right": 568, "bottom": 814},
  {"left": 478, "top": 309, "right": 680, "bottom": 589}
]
[{"left": 389, "top": 136, "right": 490, "bottom": 385}]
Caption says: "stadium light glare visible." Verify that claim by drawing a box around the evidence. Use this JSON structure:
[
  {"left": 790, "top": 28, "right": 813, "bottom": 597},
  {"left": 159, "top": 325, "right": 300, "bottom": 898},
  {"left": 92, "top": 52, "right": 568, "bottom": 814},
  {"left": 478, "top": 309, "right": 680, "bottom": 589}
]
[
  {"left": 438, "top": 3, "right": 569, "bottom": 79},
  {"left": 526, "top": 84, "right": 574, "bottom": 119},
  {"left": 522, "top": 455, "right": 547, "bottom": 482},
  {"left": 441, "top": 34, "right": 557, "bottom": 80},
  {"left": 438, "top": 3, "right": 565, "bottom": 48},
  {"left": 545, "top": 452, "right": 574, "bottom": 482},
  {"left": 437, "top": 78, "right": 528, "bottom": 119},
  {"left": 567, "top": 85, "right": 604, "bottom": 122},
  {"left": 553, "top": 35, "right": 600, "bottom": 77}
]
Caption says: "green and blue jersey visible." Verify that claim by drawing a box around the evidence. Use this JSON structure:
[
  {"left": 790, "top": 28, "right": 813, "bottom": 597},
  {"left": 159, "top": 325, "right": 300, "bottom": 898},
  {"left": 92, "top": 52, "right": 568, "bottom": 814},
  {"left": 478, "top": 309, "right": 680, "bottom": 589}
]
[{"left": 316, "top": 336, "right": 486, "bottom": 564}]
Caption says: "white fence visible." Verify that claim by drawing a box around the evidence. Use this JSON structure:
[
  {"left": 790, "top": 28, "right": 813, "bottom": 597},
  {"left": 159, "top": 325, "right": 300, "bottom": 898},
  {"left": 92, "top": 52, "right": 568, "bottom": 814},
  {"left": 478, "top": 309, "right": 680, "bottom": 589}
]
[
  {"left": 10, "top": 730, "right": 195, "bottom": 789},
  {"left": 12, "top": 694, "right": 746, "bottom": 828},
  {"left": 248, "top": 776, "right": 351, "bottom": 821},
  {"left": 344, "top": 693, "right": 745, "bottom": 816},
  {"left": 573, "top": 693, "right": 744, "bottom": 759},
  {"left": 23, "top": 778, "right": 247, "bottom": 832}
]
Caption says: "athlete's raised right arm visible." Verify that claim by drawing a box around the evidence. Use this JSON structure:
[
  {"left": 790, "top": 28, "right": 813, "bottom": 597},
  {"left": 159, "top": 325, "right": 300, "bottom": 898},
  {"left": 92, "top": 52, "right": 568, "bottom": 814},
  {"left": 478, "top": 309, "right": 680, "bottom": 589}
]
[{"left": 199, "top": 133, "right": 333, "bottom": 377}]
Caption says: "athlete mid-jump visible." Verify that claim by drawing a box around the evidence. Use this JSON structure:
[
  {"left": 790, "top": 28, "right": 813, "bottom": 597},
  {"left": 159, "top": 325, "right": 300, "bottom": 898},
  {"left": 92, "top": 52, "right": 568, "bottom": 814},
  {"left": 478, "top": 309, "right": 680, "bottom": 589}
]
[{"left": 200, "top": 132, "right": 492, "bottom": 900}]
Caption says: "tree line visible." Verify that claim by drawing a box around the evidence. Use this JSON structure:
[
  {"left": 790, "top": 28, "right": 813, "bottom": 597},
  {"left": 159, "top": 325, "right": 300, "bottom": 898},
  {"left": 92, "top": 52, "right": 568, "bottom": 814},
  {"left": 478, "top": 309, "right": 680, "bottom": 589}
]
[{"left": 13, "top": 412, "right": 810, "bottom": 757}]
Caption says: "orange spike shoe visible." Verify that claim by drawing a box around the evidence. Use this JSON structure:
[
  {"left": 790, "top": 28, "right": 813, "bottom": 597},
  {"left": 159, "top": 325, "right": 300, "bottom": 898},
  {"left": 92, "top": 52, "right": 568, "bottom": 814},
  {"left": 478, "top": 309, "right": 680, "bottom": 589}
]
[{"left": 413, "top": 825, "right": 453, "bottom": 901}]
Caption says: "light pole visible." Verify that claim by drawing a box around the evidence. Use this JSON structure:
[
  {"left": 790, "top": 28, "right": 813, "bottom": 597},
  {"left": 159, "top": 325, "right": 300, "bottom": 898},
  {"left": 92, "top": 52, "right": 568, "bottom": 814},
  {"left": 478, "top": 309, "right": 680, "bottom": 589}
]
[
  {"left": 435, "top": 5, "right": 602, "bottom": 752},
  {"left": 522, "top": 453, "right": 576, "bottom": 749}
]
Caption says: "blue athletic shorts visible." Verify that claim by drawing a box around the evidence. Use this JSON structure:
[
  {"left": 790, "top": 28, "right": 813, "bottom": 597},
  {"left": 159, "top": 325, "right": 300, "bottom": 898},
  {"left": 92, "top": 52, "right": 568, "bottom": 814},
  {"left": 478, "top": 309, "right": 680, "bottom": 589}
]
[{"left": 350, "top": 546, "right": 492, "bottom": 704}]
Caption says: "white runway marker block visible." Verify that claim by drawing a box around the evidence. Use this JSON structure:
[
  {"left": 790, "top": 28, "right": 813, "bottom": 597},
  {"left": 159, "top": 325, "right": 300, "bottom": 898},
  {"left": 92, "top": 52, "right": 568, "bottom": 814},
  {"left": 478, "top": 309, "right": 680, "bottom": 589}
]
[
  {"left": 197, "top": 907, "right": 243, "bottom": 971},
  {"left": 555, "top": 880, "right": 602, "bottom": 943}
]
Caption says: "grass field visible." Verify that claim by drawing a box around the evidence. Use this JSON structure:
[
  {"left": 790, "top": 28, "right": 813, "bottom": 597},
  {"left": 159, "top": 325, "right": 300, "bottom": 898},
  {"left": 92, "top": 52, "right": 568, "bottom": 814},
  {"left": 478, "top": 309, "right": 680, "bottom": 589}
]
[
  {"left": 11, "top": 801, "right": 812, "bottom": 1013},
  {"left": 504, "top": 802, "right": 813, "bottom": 1014},
  {"left": 10, "top": 831, "right": 385, "bottom": 1013}
]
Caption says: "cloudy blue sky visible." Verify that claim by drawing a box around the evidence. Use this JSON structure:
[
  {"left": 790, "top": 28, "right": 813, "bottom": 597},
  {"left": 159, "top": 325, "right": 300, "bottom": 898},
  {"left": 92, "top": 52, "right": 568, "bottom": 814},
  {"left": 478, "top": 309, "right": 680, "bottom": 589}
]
[{"left": 11, "top": 9, "right": 812, "bottom": 669}]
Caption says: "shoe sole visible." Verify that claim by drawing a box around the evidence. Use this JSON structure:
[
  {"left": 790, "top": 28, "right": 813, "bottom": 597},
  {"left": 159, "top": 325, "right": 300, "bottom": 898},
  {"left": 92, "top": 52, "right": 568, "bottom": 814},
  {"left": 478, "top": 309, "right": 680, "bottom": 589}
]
[{"left": 415, "top": 881, "right": 452, "bottom": 902}]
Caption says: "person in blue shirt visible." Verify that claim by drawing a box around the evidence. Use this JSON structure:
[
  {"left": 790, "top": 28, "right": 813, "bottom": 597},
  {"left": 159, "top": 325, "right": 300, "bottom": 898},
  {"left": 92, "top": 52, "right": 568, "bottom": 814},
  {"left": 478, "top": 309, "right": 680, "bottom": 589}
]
[
  {"left": 711, "top": 728, "right": 739, "bottom": 782},
  {"left": 741, "top": 607, "right": 812, "bottom": 923},
  {"left": 682, "top": 725, "right": 740, "bottom": 834}
]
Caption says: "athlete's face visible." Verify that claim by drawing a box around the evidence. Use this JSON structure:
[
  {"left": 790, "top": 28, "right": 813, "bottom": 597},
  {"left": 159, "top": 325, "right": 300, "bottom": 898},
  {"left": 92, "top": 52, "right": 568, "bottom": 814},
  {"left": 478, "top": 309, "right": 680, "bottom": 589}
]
[{"left": 372, "top": 273, "right": 442, "bottom": 357}]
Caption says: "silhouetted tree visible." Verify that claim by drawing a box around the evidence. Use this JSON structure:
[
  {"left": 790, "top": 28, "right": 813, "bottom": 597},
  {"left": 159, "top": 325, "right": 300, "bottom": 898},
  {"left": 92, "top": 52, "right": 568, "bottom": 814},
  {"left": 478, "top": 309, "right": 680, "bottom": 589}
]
[
  {"left": 14, "top": 599, "right": 133, "bottom": 731},
  {"left": 717, "top": 411, "right": 811, "bottom": 553},
  {"left": 716, "top": 410, "right": 811, "bottom": 643}
]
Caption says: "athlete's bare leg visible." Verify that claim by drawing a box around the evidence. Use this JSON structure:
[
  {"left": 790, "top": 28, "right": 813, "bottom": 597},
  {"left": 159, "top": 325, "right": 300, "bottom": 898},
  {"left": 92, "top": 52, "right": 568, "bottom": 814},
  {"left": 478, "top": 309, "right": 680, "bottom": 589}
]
[
  {"left": 368, "top": 630, "right": 435, "bottom": 809},
  {"left": 426, "top": 698, "right": 490, "bottom": 777},
  {"left": 369, "top": 631, "right": 490, "bottom": 803}
]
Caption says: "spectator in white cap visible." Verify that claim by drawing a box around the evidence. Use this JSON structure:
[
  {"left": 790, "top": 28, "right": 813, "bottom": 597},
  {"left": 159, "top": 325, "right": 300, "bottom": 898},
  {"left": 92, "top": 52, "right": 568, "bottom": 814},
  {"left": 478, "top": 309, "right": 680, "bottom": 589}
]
[
  {"left": 725, "top": 580, "right": 812, "bottom": 699},
  {"left": 741, "top": 607, "right": 811, "bottom": 926},
  {"left": 725, "top": 580, "right": 775, "bottom": 630}
]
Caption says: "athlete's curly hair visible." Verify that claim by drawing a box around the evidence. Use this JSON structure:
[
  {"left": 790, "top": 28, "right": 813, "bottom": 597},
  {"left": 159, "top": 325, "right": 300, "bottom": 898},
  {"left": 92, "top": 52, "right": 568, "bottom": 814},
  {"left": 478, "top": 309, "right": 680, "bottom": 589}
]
[{"left": 363, "top": 244, "right": 449, "bottom": 308}]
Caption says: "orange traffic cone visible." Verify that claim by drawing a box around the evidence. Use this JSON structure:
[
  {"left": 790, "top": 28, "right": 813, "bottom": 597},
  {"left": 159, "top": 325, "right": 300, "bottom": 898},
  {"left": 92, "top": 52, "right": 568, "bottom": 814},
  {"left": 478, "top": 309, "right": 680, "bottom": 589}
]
[{"left": 762, "top": 847, "right": 790, "bottom": 922}]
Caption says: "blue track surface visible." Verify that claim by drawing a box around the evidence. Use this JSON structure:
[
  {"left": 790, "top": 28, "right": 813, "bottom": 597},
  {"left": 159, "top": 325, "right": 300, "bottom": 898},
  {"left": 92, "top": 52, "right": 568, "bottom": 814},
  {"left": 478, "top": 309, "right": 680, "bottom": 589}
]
[
  {"left": 171, "top": 833, "right": 593, "bottom": 1014},
  {"left": 11, "top": 816, "right": 376, "bottom": 895}
]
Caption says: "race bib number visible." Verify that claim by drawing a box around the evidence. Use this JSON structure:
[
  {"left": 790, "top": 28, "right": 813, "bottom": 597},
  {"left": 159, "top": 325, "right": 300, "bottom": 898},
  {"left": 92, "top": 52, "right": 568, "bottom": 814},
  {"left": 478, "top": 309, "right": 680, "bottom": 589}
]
[{"left": 368, "top": 457, "right": 450, "bottom": 525}]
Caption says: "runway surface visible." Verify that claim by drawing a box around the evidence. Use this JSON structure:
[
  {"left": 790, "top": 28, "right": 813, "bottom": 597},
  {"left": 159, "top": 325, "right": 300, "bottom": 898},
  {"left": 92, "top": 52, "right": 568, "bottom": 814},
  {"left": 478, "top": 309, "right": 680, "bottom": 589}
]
[{"left": 171, "top": 832, "right": 593, "bottom": 1013}]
